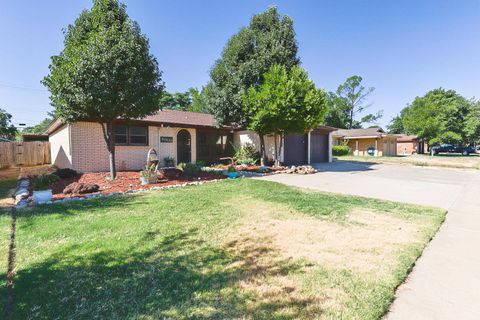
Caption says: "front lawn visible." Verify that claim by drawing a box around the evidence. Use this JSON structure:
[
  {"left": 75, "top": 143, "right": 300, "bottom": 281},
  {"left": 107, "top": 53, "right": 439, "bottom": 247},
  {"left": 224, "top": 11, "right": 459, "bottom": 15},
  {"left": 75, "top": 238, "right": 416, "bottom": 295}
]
[
  {"left": 338, "top": 153, "right": 480, "bottom": 170},
  {"left": 1, "top": 179, "right": 445, "bottom": 319}
]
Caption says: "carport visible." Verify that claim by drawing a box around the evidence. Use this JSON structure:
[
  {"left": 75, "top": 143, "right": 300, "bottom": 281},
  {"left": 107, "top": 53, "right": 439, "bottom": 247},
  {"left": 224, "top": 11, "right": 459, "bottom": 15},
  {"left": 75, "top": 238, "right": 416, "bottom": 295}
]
[{"left": 283, "top": 126, "right": 336, "bottom": 165}]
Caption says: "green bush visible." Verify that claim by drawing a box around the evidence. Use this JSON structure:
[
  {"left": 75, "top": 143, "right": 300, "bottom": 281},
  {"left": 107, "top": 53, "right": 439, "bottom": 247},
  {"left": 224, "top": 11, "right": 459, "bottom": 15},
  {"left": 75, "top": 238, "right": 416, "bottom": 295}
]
[
  {"left": 176, "top": 163, "right": 201, "bottom": 175},
  {"left": 163, "top": 156, "right": 175, "bottom": 167},
  {"left": 195, "top": 160, "right": 206, "bottom": 167},
  {"left": 234, "top": 143, "right": 260, "bottom": 165},
  {"left": 332, "top": 145, "right": 350, "bottom": 156},
  {"left": 33, "top": 174, "right": 60, "bottom": 191}
]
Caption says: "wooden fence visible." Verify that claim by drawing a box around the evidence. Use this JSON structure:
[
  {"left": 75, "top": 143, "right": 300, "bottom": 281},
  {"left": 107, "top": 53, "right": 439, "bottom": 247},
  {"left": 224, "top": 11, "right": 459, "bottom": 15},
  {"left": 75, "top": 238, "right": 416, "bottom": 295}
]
[{"left": 0, "top": 142, "right": 51, "bottom": 168}]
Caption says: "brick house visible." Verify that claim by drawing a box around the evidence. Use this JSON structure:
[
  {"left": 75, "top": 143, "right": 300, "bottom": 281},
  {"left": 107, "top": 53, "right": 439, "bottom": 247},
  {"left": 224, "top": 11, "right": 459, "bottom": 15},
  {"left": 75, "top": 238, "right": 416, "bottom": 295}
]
[
  {"left": 45, "top": 110, "right": 335, "bottom": 172},
  {"left": 332, "top": 127, "right": 397, "bottom": 156},
  {"left": 394, "top": 134, "right": 427, "bottom": 155}
]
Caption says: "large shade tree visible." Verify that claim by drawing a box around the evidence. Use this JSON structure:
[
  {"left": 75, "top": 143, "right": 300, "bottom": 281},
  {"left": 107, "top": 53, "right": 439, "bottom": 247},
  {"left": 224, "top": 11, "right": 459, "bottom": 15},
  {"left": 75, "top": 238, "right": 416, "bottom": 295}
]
[
  {"left": 243, "top": 65, "right": 327, "bottom": 166},
  {"left": 205, "top": 6, "right": 300, "bottom": 162},
  {"left": 43, "top": 0, "right": 164, "bottom": 179},
  {"left": 403, "top": 88, "right": 471, "bottom": 146}
]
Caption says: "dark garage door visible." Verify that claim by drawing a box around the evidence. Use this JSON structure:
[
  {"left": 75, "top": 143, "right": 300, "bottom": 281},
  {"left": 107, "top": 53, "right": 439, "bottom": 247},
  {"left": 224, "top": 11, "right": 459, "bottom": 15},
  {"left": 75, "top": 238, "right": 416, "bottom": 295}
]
[
  {"left": 284, "top": 134, "right": 307, "bottom": 165},
  {"left": 310, "top": 131, "right": 329, "bottom": 163}
]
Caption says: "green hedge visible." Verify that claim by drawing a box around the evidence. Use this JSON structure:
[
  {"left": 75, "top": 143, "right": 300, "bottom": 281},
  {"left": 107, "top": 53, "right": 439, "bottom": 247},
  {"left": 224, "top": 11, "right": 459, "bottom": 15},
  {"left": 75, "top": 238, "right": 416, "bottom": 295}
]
[{"left": 332, "top": 145, "right": 350, "bottom": 156}]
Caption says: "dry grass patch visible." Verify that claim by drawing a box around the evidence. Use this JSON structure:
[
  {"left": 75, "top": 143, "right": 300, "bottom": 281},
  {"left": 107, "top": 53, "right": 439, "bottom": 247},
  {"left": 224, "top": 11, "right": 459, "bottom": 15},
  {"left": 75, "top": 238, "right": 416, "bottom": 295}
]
[{"left": 220, "top": 197, "right": 438, "bottom": 318}]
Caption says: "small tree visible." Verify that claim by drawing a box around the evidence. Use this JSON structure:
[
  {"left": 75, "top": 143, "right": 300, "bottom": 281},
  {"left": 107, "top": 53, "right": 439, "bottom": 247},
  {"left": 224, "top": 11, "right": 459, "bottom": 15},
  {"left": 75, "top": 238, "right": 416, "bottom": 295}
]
[
  {"left": 243, "top": 65, "right": 327, "bottom": 166},
  {"left": 43, "top": 0, "right": 164, "bottom": 179},
  {"left": 0, "top": 108, "right": 17, "bottom": 140}
]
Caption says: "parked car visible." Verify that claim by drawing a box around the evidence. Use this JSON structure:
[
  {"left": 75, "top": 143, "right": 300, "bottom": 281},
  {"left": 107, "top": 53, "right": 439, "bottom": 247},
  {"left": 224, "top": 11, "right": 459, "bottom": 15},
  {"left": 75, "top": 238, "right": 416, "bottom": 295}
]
[{"left": 431, "top": 144, "right": 475, "bottom": 156}]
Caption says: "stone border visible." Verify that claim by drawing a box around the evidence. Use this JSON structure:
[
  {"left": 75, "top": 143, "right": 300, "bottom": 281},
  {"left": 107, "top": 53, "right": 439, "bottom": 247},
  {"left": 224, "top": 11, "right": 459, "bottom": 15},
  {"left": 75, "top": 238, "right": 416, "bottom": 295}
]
[
  {"left": 15, "top": 178, "right": 227, "bottom": 209},
  {"left": 13, "top": 168, "right": 290, "bottom": 210}
]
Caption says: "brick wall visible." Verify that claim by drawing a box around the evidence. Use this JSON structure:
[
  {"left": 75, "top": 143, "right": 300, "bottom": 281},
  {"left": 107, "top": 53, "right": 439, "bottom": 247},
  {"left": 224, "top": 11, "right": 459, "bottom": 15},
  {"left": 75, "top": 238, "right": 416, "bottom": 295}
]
[{"left": 69, "top": 122, "right": 196, "bottom": 172}]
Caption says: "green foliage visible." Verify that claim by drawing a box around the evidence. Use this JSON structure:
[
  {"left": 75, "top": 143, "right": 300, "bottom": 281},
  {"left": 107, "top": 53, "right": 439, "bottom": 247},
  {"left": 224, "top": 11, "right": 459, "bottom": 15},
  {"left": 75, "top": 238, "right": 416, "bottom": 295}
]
[
  {"left": 387, "top": 108, "right": 408, "bottom": 134},
  {"left": 403, "top": 88, "right": 472, "bottom": 145},
  {"left": 465, "top": 100, "right": 480, "bottom": 143},
  {"left": 332, "top": 145, "right": 351, "bottom": 156},
  {"left": 242, "top": 65, "right": 327, "bottom": 164},
  {"left": 227, "top": 165, "right": 237, "bottom": 172},
  {"left": 324, "top": 76, "right": 382, "bottom": 129},
  {"left": 243, "top": 65, "right": 326, "bottom": 135},
  {"left": 22, "top": 115, "right": 54, "bottom": 135},
  {"left": 42, "top": 0, "right": 164, "bottom": 178},
  {"left": 163, "top": 156, "right": 175, "bottom": 167},
  {"left": 159, "top": 88, "right": 210, "bottom": 113},
  {"left": 195, "top": 160, "right": 206, "bottom": 167},
  {"left": 0, "top": 108, "right": 17, "bottom": 140},
  {"left": 176, "top": 162, "right": 201, "bottom": 175},
  {"left": 159, "top": 91, "right": 191, "bottom": 111},
  {"left": 33, "top": 174, "right": 60, "bottom": 191},
  {"left": 234, "top": 143, "right": 260, "bottom": 165},
  {"left": 205, "top": 7, "right": 299, "bottom": 127}
]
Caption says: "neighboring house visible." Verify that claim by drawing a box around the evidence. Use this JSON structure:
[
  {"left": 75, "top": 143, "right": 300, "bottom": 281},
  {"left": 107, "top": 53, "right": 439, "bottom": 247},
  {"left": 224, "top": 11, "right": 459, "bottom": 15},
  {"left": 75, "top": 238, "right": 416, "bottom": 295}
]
[
  {"left": 394, "top": 134, "right": 426, "bottom": 155},
  {"left": 332, "top": 127, "right": 397, "bottom": 156},
  {"left": 45, "top": 110, "right": 335, "bottom": 172}
]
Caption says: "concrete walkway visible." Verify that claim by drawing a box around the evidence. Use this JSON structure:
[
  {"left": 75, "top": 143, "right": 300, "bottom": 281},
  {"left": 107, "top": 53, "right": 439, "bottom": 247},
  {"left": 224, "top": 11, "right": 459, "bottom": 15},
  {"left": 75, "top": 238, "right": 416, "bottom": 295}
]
[{"left": 259, "top": 162, "right": 480, "bottom": 319}]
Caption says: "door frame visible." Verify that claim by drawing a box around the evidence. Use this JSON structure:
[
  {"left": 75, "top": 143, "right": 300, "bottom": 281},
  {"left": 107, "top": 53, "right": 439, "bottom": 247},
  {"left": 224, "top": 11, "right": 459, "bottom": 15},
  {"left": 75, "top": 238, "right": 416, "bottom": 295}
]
[{"left": 176, "top": 129, "right": 192, "bottom": 163}]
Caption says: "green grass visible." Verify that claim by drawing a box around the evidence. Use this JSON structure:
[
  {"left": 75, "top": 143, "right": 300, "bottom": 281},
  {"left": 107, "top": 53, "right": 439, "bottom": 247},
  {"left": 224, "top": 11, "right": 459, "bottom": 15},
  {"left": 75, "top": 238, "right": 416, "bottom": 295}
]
[{"left": 0, "top": 179, "right": 445, "bottom": 319}]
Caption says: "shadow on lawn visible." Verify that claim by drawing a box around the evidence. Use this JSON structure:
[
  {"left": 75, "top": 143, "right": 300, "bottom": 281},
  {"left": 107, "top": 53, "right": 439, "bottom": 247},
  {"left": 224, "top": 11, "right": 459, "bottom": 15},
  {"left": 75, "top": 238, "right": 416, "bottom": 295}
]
[{"left": 5, "top": 228, "right": 315, "bottom": 319}]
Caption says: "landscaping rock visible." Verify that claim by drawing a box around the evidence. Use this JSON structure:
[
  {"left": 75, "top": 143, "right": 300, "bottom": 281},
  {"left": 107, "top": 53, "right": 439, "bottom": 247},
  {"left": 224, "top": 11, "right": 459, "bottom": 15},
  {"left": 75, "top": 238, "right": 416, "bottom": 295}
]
[
  {"left": 63, "top": 182, "right": 100, "bottom": 194},
  {"left": 284, "top": 165, "right": 317, "bottom": 175}
]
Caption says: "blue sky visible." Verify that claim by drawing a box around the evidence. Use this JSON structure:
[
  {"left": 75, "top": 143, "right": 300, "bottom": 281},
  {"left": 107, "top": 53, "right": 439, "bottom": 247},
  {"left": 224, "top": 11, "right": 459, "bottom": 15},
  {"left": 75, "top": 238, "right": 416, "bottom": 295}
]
[{"left": 1, "top": 0, "right": 479, "bottom": 129}]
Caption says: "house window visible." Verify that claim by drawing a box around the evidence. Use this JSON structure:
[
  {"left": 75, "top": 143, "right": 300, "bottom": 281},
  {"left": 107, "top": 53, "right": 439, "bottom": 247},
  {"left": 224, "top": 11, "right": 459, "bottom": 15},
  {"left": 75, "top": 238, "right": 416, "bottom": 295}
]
[{"left": 114, "top": 125, "right": 148, "bottom": 146}]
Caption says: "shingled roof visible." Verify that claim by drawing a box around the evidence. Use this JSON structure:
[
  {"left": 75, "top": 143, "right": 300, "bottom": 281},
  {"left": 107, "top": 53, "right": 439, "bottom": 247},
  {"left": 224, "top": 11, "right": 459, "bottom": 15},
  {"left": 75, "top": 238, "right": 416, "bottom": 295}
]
[
  {"left": 332, "top": 127, "right": 389, "bottom": 138},
  {"left": 140, "top": 109, "right": 217, "bottom": 127},
  {"left": 45, "top": 110, "right": 219, "bottom": 135}
]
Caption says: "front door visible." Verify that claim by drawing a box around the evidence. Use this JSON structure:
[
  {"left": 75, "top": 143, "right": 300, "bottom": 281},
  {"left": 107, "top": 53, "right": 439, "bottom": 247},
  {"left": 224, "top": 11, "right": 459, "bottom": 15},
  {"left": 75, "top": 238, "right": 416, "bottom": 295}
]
[{"left": 177, "top": 130, "right": 191, "bottom": 163}]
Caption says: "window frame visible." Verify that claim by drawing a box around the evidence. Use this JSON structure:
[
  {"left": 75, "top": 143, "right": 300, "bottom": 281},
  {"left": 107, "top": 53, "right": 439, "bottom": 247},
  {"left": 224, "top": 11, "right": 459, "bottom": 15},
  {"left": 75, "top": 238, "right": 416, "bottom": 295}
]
[{"left": 113, "top": 124, "right": 149, "bottom": 146}]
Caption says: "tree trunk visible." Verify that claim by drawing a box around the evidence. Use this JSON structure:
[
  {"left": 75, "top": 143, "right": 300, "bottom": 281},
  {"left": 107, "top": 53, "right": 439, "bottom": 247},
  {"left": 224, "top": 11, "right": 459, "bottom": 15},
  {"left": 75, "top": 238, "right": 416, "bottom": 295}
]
[
  {"left": 278, "top": 131, "right": 283, "bottom": 167},
  {"left": 100, "top": 122, "right": 117, "bottom": 180},
  {"left": 273, "top": 130, "right": 278, "bottom": 167},
  {"left": 258, "top": 133, "right": 266, "bottom": 166}
]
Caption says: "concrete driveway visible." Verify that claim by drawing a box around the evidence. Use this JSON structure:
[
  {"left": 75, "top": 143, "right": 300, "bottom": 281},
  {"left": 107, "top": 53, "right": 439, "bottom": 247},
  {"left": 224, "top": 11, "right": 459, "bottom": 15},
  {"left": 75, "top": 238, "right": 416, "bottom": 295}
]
[{"left": 259, "top": 161, "right": 480, "bottom": 319}]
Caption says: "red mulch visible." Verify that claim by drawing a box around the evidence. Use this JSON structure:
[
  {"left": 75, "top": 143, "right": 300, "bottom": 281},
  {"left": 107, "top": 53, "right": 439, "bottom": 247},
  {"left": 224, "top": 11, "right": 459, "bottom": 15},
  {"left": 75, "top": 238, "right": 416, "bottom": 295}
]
[{"left": 50, "top": 171, "right": 225, "bottom": 200}]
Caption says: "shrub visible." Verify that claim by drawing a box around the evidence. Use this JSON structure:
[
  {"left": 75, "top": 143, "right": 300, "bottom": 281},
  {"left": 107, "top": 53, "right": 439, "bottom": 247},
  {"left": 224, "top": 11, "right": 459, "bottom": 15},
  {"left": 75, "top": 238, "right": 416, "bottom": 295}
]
[
  {"left": 176, "top": 163, "right": 201, "bottom": 175},
  {"left": 234, "top": 143, "right": 260, "bottom": 165},
  {"left": 332, "top": 145, "right": 350, "bottom": 156},
  {"left": 33, "top": 174, "right": 60, "bottom": 191},
  {"left": 53, "top": 168, "right": 78, "bottom": 179},
  {"left": 195, "top": 160, "right": 206, "bottom": 167},
  {"left": 163, "top": 156, "right": 175, "bottom": 167}
]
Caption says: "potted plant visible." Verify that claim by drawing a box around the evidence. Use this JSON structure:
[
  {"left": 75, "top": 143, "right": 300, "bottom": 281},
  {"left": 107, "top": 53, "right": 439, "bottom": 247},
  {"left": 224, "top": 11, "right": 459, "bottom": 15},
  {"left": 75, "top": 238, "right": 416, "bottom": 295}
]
[
  {"left": 140, "top": 165, "right": 157, "bottom": 185},
  {"left": 227, "top": 165, "right": 238, "bottom": 179},
  {"left": 32, "top": 174, "right": 60, "bottom": 203}
]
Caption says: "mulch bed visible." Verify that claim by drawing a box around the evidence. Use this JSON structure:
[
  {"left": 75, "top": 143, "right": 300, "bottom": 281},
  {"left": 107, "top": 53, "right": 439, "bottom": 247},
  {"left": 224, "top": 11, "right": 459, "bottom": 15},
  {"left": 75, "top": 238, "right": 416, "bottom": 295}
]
[{"left": 50, "top": 171, "right": 226, "bottom": 200}]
